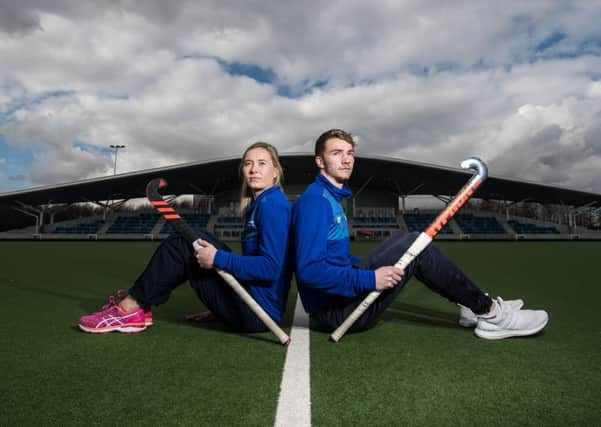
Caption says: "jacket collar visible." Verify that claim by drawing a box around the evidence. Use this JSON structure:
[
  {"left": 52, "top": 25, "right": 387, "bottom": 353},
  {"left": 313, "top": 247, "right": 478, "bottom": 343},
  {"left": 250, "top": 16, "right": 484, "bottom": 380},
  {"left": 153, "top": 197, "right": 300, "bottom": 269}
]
[
  {"left": 247, "top": 185, "right": 280, "bottom": 212},
  {"left": 316, "top": 174, "right": 352, "bottom": 201}
]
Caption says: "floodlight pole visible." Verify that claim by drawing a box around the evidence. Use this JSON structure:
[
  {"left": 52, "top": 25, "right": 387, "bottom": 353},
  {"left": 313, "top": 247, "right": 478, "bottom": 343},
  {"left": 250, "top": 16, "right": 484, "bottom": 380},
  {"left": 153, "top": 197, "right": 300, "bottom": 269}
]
[{"left": 110, "top": 144, "right": 126, "bottom": 175}]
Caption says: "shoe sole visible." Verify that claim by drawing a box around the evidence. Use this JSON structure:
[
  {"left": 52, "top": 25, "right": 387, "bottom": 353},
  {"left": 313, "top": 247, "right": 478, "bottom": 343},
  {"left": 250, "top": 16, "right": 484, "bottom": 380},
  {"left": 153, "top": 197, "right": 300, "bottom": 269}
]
[
  {"left": 78, "top": 324, "right": 147, "bottom": 334},
  {"left": 474, "top": 317, "right": 548, "bottom": 340}
]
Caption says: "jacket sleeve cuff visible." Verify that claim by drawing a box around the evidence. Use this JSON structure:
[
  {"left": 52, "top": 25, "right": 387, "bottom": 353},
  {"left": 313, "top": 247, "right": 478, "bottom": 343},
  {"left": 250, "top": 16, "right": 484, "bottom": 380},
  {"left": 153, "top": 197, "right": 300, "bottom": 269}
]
[
  {"left": 213, "top": 250, "right": 230, "bottom": 270},
  {"left": 350, "top": 255, "right": 363, "bottom": 266},
  {"left": 354, "top": 269, "right": 376, "bottom": 294}
]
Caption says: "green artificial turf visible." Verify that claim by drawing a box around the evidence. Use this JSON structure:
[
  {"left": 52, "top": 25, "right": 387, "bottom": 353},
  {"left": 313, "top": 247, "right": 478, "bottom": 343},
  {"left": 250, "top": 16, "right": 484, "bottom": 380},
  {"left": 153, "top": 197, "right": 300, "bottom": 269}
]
[
  {"left": 311, "top": 241, "right": 601, "bottom": 426},
  {"left": 1, "top": 241, "right": 600, "bottom": 426},
  {"left": 0, "top": 241, "right": 293, "bottom": 426}
]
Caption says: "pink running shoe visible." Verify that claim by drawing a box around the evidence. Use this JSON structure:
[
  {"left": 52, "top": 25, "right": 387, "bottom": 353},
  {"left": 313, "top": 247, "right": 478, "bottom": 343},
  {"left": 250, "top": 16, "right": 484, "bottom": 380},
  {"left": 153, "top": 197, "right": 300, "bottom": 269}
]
[
  {"left": 143, "top": 309, "right": 153, "bottom": 327},
  {"left": 79, "top": 300, "right": 147, "bottom": 334},
  {"left": 114, "top": 290, "right": 153, "bottom": 327}
]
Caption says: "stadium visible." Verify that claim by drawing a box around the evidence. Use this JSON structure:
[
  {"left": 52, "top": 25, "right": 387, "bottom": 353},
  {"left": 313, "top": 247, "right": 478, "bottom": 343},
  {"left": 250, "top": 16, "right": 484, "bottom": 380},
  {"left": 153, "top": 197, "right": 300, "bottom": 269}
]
[
  {"left": 2, "top": 153, "right": 601, "bottom": 425},
  {"left": 2, "top": 153, "right": 601, "bottom": 241},
  {"left": 3, "top": 2, "right": 601, "bottom": 426}
]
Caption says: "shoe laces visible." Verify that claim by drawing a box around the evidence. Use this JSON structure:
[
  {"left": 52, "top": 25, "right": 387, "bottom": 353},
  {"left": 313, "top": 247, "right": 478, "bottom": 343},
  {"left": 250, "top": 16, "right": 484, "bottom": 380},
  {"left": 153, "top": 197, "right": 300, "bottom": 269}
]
[
  {"left": 101, "top": 295, "right": 118, "bottom": 311},
  {"left": 98, "top": 289, "right": 150, "bottom": 316},
  {"left": 100, "top": 290, "right": 128, "bottom": 310},
  {"left": 493, "top": 296, "right": 520, "bottom": 327},
  {"left": 93, "top": 290, "right": 129, "bottom": 315},
  {"left": 478, "top": 297, "right": 506, "bottom": 320}
]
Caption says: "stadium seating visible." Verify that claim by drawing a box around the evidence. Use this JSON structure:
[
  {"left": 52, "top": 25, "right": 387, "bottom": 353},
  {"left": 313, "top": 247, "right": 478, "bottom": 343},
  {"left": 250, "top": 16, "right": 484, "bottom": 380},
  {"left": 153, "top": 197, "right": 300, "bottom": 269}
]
[
  {"left": 455, "top": 213, "right": 506, "bottom": 234},
  {"left": 221, "top": 229, "right": 242, "bottom": 238},
  {"left": 54, "top": 220, "right": 103, "bottom": 234},
  {"left": 403, "top": 213, "right": 453, "bottom": 234},
  {"left": 351, "top": 206, "right": 399, "bottom": 239},
  {"left": 352, "top": 216, "right": 398, "bottom": 228},
  {"left": 106, "top": 213, "right": 160, "bottom": 234},
  {"left": 213, "top": 216, "right": 244, "bottom": 239},
  {"left": 508, "top": 220, "right": 560, "bottom": 234},
  {"left": 351, "top": 210, "right": 399, "bottom": 240},
  {"left": 160, "top": 213, "right": 210, "bottom": 235},
  {"left": 214, "top": 216, "right": 244, "bottom": 228}
]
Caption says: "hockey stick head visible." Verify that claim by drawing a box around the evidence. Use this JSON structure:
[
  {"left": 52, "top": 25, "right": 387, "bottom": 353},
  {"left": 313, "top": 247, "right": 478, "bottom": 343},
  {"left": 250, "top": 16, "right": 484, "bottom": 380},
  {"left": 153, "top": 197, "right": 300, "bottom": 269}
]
[
  {"left": 146, "top": 178, "right": 168, "bottom": 202},
  {"left": 460, "top": 157, "right": 488, "bottom": 181},
  {"left": 145, "top": 177, "right": 197, "bottom": 243}
]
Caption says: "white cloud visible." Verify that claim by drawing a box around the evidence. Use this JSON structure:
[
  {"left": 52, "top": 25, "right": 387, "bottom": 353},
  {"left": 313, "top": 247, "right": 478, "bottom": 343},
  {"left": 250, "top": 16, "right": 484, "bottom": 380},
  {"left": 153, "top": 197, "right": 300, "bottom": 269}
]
[
  {"left": 588, "top": 81, "right": 601, "bottom": 99},
  {"left": 0, "top": 1, "right": 601, "bottom": 194}
]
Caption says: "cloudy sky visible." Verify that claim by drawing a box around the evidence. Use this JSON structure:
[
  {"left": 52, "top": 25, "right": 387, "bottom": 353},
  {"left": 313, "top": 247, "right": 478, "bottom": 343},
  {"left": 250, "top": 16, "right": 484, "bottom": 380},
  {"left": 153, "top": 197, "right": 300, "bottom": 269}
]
[{"left": 1, "top": 0, "right": 600, "bottom": 194}]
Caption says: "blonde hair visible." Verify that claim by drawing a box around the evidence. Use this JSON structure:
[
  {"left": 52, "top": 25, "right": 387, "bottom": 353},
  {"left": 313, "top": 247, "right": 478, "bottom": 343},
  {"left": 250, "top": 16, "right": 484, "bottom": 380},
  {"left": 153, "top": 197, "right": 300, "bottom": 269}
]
[{"left": 239, "top": 142, "right": 284, "bottom": 217}]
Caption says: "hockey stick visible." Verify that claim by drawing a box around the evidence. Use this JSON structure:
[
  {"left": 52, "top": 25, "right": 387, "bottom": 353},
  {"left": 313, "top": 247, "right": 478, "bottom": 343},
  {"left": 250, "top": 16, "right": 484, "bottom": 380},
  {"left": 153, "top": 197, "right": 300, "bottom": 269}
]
[
  {"left": 330, "top": 157, "right": 488, "bottom": 342},
  {"left": 146, "top": 178, "right": 291, "bottom": 346}
]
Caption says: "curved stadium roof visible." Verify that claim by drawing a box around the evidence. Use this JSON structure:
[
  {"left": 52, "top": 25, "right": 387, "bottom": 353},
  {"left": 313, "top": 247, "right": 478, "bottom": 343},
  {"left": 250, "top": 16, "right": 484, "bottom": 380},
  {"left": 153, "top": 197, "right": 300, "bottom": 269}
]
[{"left": 1, "top": 154, "right": 600, "bottom": 208}]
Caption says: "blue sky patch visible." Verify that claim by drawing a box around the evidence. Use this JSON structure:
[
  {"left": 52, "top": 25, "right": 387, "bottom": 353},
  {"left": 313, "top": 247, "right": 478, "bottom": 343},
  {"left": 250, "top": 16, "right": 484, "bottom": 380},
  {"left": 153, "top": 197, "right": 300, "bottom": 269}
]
[
  {"left": 536, "top": 32, "right": 567, "bottom": 52},
  {"left": 216, "top": 57, "right": 328, "bottom": 98},
  {"left": 1, "top": 89, "right": 74, "bottom": 125},
  {"left": 180, "top": 53, "right": 329, "bottom": 98},
  {"left": 276, "top": 78, "right": 328, "bottom": 98},
  {"left": 531, "top": 35, "right": 601, "bottom": 62},
  {"left": 73, "top": 140, "right": 112, "bottom": 157},
  {"left": 218, "top": 60, "right": 277, "bottom": 84},
  {"left": 0, "top": 134, "right": 33, "bottom": 191}
]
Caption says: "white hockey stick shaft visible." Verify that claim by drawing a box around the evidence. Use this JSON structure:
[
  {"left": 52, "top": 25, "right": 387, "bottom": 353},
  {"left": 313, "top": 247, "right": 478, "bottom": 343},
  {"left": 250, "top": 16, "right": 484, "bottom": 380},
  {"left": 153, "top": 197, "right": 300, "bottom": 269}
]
[
  {"left": 192, "top": 240, "right": 291, "bottom": 346},
  {"left": 330, "top": 158, "right": 488, "bottom": 342}
]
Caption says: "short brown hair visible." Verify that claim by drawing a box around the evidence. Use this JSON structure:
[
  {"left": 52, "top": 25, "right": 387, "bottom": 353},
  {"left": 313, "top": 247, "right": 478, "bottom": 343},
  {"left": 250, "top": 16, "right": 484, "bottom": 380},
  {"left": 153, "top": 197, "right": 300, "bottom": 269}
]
[{"left": 314, "top": 129, "right": 355, "bottom": 157}]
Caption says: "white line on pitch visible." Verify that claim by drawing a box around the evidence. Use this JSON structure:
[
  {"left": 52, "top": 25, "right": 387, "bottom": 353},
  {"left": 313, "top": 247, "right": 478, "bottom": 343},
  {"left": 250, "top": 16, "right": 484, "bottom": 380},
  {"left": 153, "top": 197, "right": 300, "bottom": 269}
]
[{"left": 274, "top": 295, "right": 311, "bottom": 427}]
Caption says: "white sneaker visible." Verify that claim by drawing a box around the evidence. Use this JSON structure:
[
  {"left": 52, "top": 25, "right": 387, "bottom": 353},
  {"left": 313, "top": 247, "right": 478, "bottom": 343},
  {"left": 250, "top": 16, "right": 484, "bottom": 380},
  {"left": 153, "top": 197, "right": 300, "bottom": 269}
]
[
  {"left": 474, "top": 297, "right": 548, "bottom": 340},
  {"left": 458, "top": 298, "right": 524, "bottom": 328}
]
